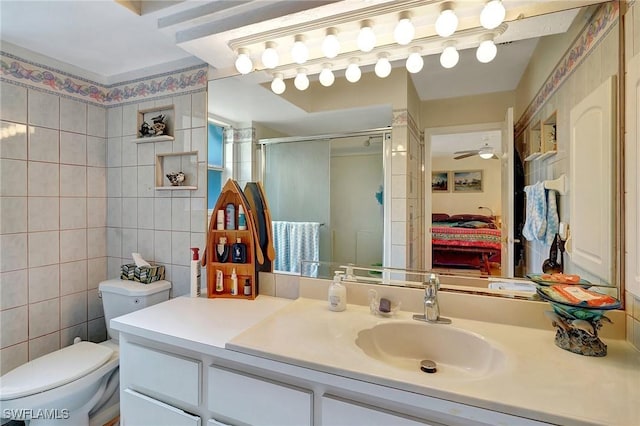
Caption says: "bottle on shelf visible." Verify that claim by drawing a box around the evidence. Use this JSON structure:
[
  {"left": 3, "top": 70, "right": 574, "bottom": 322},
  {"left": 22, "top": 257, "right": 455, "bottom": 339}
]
[
  {"left": 232, "top": 238, "right": 247, "bottom": 263},
  {"left": 243, "top": 278, "right": 251, "bottom": 296},
  {"left": 190, "top": 248, "right": 201, "bottom": 298},
  {"left": 238, "top": 205, "right": 247, "bottom": 230},
  {"left": 231, "top": 268, "right": 238, "bottom": 295},
  {"left": 225, "top": 203, "right": 236, "bottom": 230}
]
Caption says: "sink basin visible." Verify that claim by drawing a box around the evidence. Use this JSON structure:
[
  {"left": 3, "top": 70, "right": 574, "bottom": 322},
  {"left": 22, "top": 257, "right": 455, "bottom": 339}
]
[{"left": 355, "top": 321, "right": 506, "bottom": 378}]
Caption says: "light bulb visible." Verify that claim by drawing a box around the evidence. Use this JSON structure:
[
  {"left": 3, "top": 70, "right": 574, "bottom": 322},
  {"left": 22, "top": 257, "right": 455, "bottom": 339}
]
[
  {"left": 261, "top": 42, "right": 279, "bottom": 69},
  {"left": 322, "top": 28, "right": 340, "bottom": 59},
  {"left": 394, "top": 14, "right": 414, "bottom": 45},
  {"left": 345, "top": 60, "right": 361, "bottom": 83},
  {"left": 271, "top": 73, "right": 286, "bottom": 94},
  {"left": 357, "top": 21, "right": 376, "bottom": 52},
  {"left": 291, "top": 35, "right": 309, "bottom": 64},
  {"left": 319, "top": 64, "right": 335, "bottom": 87},
  {"left": 294, "top": 69, "right": 309, "bottom": 91},
  {"left": 435, "top": 8, "right": 458, "bottom": 37},
  {"left": 440, "top": 45, "right": 459, "bottom": 69},
  {"left": 406, "top": 48, "right": 424, "bottom": 74},
  {"left": 234, "top": 48, "right": 253, "bottom": 74},
  {"left": 374, "top": 53, "right": 391, "bottom": 78},
  {"left": 481, "top": 0, "right": 506, "bottom": 30},
  {"left": 479, "top": 146, "right": 494, "bottom": 159},
  {"left": 476, "top": 38, "right": 497, "bottom": 63}
]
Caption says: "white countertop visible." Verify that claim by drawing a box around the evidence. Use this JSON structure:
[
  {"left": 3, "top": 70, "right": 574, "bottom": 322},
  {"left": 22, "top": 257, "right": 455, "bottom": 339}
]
[
  {"left": 112, "top": 295, "right": 640, "bottom": 425},
  {"left": 111, "top": 295, "right": 292, "bottom": 353}
]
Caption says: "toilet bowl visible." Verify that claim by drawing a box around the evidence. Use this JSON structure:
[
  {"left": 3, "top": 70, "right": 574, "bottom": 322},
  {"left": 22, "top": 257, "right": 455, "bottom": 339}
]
[{"left": 0, "top": 279, "right": 171, "bottom": 426}]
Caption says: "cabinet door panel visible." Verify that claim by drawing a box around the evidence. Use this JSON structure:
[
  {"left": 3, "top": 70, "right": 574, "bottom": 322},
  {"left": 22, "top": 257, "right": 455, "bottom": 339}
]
[
  {"left": 321, "top": 395, "right": 430, "bottom": 426},
  {"left": 122, "top": 388, "right": 200, "bottom": 426},
  {"left": 122, "top": 343, "right": 201, "bottom": 406},
  {"left": 208, "top": 365, "right": 312, "bottom": 426}
]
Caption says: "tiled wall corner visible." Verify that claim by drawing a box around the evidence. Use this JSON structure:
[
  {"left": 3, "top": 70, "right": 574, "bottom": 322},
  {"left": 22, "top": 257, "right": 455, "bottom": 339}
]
[
  {"left": 0, "top": 80, "right": 108, "bottom": 374},
  {"left": 625, "top": 291, "right": 640, "bottom": 350},
  {"left": 105, "top": 90, "right": 208, "bottom": 299}
]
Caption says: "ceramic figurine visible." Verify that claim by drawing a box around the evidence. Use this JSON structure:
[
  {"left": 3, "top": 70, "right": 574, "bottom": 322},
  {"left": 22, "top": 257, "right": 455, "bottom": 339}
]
[
  {"left": 166, "top": 171, "right": 185, "bottom": 186},
  {"left": 139, "top": 121, "right": 154, "bottom": 137},
  {"left": 151, "top": 114, "right": 166, "bottom": 136},
  {"left": 544, "top": 310, "right": 608, "bottom": 357}
]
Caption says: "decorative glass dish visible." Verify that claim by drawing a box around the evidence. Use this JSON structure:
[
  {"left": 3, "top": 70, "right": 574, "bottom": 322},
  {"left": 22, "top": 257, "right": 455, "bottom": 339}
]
[
  {"left": 368, "top": 289, "right": 400, "bottom": 317},
  {"left": 527, "top": 273, "right": 591, "bottom": 286},
  {"left": 536, "top": 285, "right": 621, "bottom": 310}
]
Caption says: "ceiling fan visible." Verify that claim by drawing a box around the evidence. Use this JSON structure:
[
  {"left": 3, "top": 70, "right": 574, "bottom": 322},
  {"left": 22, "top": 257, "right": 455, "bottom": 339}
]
[{"left": 454, "top": 142, "right": 499, "bottom": 160}]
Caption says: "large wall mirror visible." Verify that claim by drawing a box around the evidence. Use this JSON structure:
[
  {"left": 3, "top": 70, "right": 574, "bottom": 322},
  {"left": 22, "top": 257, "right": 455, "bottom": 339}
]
[{"left": 205, "top": 1, "right": 622, "bottom": 296}]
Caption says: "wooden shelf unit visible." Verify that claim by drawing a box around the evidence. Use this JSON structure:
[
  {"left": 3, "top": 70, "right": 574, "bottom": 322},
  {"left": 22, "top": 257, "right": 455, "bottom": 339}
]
[
  {"left": 206, "top": 180, "right": 262, "bottom": 299},
  {"left": 524, "top": 120, "right": 542, "bottom": 162},
  {"left": 524, "top": 112, "right": 558, "bottom": 162}
]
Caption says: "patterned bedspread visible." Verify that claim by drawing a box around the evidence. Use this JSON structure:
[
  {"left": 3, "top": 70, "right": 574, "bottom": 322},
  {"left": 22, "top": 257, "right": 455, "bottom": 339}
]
[{"left": 431, "top": 226, "right": 501, "bottom": 250}]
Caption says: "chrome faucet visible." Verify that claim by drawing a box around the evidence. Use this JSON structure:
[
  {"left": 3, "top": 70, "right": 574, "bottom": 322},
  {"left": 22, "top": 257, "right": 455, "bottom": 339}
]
[{"left": 413, "top": 273, "right": 451, "bottom": 324}]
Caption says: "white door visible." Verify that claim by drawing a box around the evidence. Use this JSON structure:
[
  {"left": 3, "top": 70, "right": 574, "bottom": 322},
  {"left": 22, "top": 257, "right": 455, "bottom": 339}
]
[
  {"left": 423, "top": 129, "right": 433, "bottom": 270},
  {"left": 626, "top": 53, "right": 640, "bottom": 298},
  {"left": 501, "top": 108, "right": 515, "bottom": 276},
  {"left": 569, "top": 76, "right": 614, "bottom": 282}
]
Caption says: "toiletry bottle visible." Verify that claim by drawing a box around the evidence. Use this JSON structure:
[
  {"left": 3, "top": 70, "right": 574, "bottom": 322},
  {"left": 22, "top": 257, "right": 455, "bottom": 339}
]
[
  {"left": 238, "top": 205, "right": 247, "bottom": 230},
  {"left": 243, "top": 278, "right": 251, "bottom": 296},
  {"left": 232, "top": 238, "right": 247, "bottom": 263},
  {"left": 215, "top": 269, "right": 224, "bottom": 293},
  {"left": 190, "top": 248, "right": 201, "bottom": 298},
  {"left": 225, "top": 203, "right": 236, "bottom": 230},
  {"left": 231, "top": 268, "right": 238, "bottom": 295},
  {"left": 216, "top": 209, "right": 225, "bottom": 230},
  {"left": 216, "top": 236, "right": 229, "bottom": 262},
  {"left": 328, "top": 271, "right": 346, "bottom": 311}
]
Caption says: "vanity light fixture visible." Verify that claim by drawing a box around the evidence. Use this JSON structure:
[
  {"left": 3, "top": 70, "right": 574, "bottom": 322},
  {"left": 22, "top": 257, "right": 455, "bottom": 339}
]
[
  {"left": 439, "top": 41, "right": 459, "bottom": 69},
  {"left": 480, "top": 0, "right": 506, "bottom": 30},
  {"left": 322, "top": 28, "right": 341, "bottom": 59},
  {"left": 435, "top": 3, "right": 458, "bottom": 38},
  {"left": 394, "top": 12, "right": 415, "bottom": 45},
  {"left": 357, "top": 20, "right": 376, "bottom": 52},
  {"left": 405, "top": 46, "right": 424, "bottom": 74},
  {"left": 261, "top": 42, "right": 279, "bottom": 69},
  {"left": 345, "top": 58, "right": 362, "bottom": 83},
  {"left": 291, "top": 35, "right": 309, "bottom": 64},
  {"left": 476, "top": 34, "right": 497, "bottom": 63},
  {"left": 319, "top": 63, "right": 335, "bottom": 87},
  {"left": 271, "top": 73, "right": 286, "bottom": 94},
  {"left": 294, "top": 68, "right": 310, "bottom": 90},
  {"left": 234, "top": 48, "right": 253, "bottom": 75},
  {"left": 374, "top": 53, "right": 392, "bottom": 78}
]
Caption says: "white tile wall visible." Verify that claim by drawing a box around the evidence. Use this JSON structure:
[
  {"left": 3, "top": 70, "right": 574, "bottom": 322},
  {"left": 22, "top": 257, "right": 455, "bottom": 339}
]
[{"left": 0, "top": 80, "right": 108, "bottom": 374}]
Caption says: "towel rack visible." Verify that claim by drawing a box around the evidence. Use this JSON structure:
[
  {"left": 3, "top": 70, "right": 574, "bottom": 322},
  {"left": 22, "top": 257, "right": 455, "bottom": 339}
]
[{"left": 544, "top": 174, "right": 568, "bottom": 195}]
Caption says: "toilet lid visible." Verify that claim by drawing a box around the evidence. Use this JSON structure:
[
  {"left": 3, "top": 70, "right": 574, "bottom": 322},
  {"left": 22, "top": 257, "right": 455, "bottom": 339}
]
[{"left": 0, "top": 341, "right": 113, "bottom": 400}]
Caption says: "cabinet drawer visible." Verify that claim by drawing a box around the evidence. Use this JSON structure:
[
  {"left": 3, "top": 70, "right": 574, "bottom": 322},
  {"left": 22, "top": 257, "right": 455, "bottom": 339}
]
[
  {"left": 321, "top": 395, "right": 429, "bottom": 426},
  {"left": 122, "top": 388, "right": 200, "bottom": 426},
  {"left": 122, "top": 343, "right": 201, "bottom": 406},
  {"left": 208, "top": 365, "right": 312, "bottom": 426}
]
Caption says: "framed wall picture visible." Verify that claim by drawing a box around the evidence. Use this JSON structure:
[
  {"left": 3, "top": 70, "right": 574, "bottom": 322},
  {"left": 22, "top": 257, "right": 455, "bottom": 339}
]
[
  {"left": 453, "top": 170, "right": 483, "bottom": 192},
  {"left": 431, "top": 171, "right": 449, "bottom": 192}
]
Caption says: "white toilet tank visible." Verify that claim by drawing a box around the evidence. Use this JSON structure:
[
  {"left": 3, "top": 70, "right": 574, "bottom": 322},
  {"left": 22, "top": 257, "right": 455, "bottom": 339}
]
[{"left": 99, "top": 279, "right": 171, "bottom": 341}]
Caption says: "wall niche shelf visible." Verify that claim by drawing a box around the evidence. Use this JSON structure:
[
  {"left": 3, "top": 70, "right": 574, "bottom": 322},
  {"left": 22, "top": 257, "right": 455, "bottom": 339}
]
[
  {"left": 132, "top": 104, "right": 175, "bottom": 143},
  {"left": 155, "top": 151, "right": 198, "bottom": 190}
]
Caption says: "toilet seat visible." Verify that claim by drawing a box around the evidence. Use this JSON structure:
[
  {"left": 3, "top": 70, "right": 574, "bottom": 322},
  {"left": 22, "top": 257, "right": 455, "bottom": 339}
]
[{"left": 0, "top": 342, "right": 113, "bottom": 400}]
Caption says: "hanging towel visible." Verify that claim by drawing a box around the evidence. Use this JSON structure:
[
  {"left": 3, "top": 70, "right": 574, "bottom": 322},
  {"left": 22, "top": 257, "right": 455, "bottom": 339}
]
[
  {"left": 288, "top": 222, "right": 320, "bottom": 274},
  {"left": 544, "top": 189, "right": 559, "bottom": 245},
  {"left": 522, "top": 182, "right": 547, "bottom": 241},
  {"left": 272, "top": 221, "right": 290, "bottom": 272}
]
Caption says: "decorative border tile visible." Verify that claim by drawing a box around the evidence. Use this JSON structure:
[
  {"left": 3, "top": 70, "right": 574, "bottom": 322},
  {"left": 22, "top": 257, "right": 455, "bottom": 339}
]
[
  {"left": 1, "top": 51, "right": 208, "bottom": 107},
  {"left": 514, "top": 1, "right": 619, "bottom": 136}
]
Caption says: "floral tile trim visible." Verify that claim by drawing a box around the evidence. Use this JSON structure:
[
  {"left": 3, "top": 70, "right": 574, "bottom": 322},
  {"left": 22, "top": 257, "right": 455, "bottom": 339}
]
[
  {"left": 1, "top": 51, "right": 208, "bottom": 106},
  {"left": 515, "top": 1, "right": 619, "bottom": 136}
]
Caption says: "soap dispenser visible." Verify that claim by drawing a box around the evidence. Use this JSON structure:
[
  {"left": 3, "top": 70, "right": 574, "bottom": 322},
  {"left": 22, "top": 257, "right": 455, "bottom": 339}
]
[{"left": 328, "top": 271, "right": 346, "bottom": 312}]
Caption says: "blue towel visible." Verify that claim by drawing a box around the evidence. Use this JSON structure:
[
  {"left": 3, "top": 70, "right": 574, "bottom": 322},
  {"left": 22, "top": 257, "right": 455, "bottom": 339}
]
[
  {"left": 272, "top": 221, "right": 290, "bottom": 272},
  {"left": 288, "top": 222, "right": 320, "bottom": 274},
  {"left": 544, "top": 190, "right": 559, "bottom": 245},
  {"left": 523, "top": 182, "right": 547, "bottom": 241}
]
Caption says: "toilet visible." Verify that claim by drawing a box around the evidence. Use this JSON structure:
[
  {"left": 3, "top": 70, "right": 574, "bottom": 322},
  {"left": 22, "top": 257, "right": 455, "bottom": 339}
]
[{"left": 0, "top": 279, "right": 171, "bottom": 426}]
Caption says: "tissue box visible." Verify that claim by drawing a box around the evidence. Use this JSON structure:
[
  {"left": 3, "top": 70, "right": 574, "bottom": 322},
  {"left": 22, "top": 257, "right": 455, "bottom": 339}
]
[{"left": 120, "top": 263, "right": 165, "bottom": 284}]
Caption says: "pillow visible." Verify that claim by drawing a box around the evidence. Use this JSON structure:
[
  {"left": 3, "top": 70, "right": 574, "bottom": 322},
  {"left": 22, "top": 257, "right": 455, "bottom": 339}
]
[
  {"left": 449, "top": 214, "right": 494, "bottom": 224},
  {"left": 432, "top": 213, "right": 450, "bottom": 222}
]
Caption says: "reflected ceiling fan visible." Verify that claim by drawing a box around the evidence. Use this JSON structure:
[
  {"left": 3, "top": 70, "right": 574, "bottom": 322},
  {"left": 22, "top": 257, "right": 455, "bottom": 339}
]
[{"left": 454, "top": 142, "right": 499, "bottom": 160}]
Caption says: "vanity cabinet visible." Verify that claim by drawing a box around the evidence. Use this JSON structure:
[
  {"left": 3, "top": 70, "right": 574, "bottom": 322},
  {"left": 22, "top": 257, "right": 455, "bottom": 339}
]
[{"left": 118, "top": 333, "right": 549, "bottom": 426}]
